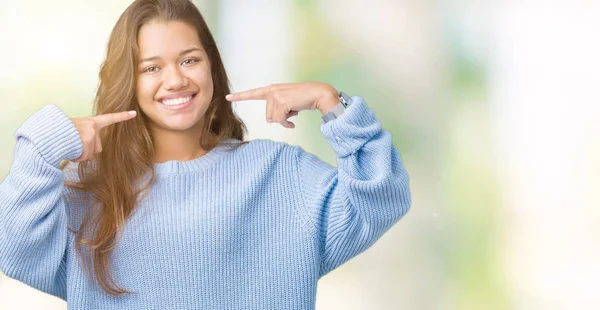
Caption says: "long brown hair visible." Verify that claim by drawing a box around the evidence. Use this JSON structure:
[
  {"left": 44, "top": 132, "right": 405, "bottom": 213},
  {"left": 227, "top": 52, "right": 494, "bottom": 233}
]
[{"left": 60, "top": 0, "right": 247, "bottom": 297}]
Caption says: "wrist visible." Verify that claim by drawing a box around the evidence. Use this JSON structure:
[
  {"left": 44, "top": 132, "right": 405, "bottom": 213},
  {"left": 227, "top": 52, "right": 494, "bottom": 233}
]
[{"left": 317, "top": 85, "right": 339, "bottom": 115}]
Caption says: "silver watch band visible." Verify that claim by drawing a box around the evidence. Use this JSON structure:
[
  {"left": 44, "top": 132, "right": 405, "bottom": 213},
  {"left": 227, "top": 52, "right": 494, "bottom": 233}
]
[{"left": 322, "top": 92, "right": 351, "bottom": 123}]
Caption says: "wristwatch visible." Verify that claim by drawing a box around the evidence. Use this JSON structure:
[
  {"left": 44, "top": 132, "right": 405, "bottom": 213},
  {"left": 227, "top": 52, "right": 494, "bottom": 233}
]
[{"left": 322, "top": 91, "right": 352, "bottom": 123}]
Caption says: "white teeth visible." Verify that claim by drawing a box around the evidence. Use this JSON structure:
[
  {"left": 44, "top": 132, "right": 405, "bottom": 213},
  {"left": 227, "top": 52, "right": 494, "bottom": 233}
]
[{"left": 162, "top": 95, "right": 192, "bottom": 106}]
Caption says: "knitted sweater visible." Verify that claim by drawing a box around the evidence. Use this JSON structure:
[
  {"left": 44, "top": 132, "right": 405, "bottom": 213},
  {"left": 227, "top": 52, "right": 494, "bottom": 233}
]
[{"left": 0, "top": 96, "right": 411, "bottom": 309}]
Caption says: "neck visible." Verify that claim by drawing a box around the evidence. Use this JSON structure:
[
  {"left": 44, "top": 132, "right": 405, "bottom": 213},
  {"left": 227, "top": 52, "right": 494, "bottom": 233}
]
[{"left": 151, "top": 125, "right": 207, "bottom": 163}]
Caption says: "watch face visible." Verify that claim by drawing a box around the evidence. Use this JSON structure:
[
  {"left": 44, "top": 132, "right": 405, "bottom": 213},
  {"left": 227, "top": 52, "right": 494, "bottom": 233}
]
[{"left": 339, "top": 92, "right": 351, "bottom": 107}]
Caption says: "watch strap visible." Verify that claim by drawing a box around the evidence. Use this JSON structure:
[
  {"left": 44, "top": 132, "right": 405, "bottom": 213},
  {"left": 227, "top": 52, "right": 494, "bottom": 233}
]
[{"left": 322, "top": 91, "right": 351, "bottom": 123}]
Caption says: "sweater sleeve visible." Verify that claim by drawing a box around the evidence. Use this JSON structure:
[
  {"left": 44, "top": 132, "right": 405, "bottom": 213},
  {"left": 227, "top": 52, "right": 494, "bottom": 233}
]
[
  {"left": 0, "top": 104, "right": 83, "bottom": 300},
  {"left": 293, "top": 96, "right": 411, "bottom": 278}
]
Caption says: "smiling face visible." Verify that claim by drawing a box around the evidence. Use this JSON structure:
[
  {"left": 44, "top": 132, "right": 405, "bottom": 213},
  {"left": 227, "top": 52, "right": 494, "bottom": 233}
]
[{"left": 136, "top": 19, "right": 213, "bottom": 133}]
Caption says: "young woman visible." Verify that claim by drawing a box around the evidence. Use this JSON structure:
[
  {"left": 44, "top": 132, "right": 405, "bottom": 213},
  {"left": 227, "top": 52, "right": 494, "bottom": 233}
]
[{"left": 0, "top": 0, "right": 411, "bottom": 308}]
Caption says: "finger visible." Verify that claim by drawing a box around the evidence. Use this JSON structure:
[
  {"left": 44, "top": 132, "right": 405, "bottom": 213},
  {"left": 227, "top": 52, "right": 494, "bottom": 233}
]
[
  {"left": 70, "top": 146, "right": 84, "bottom": 163},
  {"left": 225, "top": 86, "right": 271, "bottom": 101},
  {"left": 72, "top": 141, "right": 93, "bottom": 163},
  {"left": 266, "top": 94, "right": 275, "bottom": 122},
  {"left": 281, "top": 114, "right": 296, "bottom": 129},
  {"left": 93, "top": 110, "right": 137, "bottom": 128},
  {"left": 286, "top": 111, "right": 299, "bottom": 118},
  {"left": 273, "top": 102, "right": 294, "bottom": 129},
  {"left": 273, "top": 100, "right": 284, "bottom": 123},
  {"left": 273, "top": 93, "right": 293, "bottom": 122},
  {"left": 94, "top": 132, "right": 102, "bottom": 153},
  {"left": 70, "top": 155, "right": 83, "bottom": 163},
  {"left": 83, "top": 139, "right": 95, "bottom": 161}
]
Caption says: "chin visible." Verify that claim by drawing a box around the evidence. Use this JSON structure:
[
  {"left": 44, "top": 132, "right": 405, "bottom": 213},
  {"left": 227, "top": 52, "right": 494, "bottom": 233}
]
[{"left": 159, "top": 115, "right": 205, "bottom": 132}]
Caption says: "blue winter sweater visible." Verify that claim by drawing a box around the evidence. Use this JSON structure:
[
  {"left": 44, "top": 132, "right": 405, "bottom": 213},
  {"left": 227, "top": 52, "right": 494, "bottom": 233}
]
[{"left": 0, "top": 96, "right": 411, "bottom": 309}]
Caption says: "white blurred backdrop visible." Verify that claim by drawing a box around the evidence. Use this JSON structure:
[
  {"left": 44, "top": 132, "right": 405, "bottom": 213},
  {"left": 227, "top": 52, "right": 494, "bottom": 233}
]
[{"left": 0, "top": 0, "right": 599, "bottom": 309}]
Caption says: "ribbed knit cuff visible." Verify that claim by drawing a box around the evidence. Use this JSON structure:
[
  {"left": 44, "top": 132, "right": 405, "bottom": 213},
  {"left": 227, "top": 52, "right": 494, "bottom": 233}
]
[
  {"left": 15, "top": 104, "right": 83, "bottom": 167},
  {"left": 319, "top": 96, "right": 382, "bottom": 158}
]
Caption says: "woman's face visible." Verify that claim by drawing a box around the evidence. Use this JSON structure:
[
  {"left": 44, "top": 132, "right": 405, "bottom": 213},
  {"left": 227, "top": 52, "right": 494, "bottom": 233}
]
[{"left": 136, "top": 20, "right": 213, "bottom": 133}]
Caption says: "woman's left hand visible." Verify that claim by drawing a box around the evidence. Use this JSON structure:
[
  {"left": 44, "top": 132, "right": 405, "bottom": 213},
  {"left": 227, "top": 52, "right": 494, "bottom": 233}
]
[{"left": 225, "top": 82, "right": 339, "bottom": 129}]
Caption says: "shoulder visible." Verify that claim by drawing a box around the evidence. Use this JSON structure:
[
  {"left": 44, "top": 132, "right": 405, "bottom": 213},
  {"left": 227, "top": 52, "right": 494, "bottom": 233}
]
[
  {"left": 224, "top": 138, "right": 303, "bottom": 165},
  {"left": 234, "top": 138, "right": 301, "bottom": 157},
  {"left": 244, "top": 138, "right": 290, "bottom": 151}
]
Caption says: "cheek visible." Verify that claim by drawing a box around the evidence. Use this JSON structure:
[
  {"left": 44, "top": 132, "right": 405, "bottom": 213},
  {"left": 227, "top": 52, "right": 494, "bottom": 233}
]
[
  {"left": 137, "top": 77, "right": 159, "bottom": 103},
  {"left": 189, "top": 65, "right": 213, "bottom": 90}
]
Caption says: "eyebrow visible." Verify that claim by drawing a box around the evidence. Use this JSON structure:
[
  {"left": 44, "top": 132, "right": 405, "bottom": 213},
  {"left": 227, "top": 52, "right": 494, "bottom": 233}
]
[{"left": 140, "top": 47, "right": 204, "bottom": 63}]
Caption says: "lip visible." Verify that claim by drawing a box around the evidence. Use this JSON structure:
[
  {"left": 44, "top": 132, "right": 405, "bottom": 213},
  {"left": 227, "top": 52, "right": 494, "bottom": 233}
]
[
  {"left": 156, "top": 91, "right": 198, "bottom": 103},
  {"left": 159, "top": 93, "right": 196, "bottom": 111}
]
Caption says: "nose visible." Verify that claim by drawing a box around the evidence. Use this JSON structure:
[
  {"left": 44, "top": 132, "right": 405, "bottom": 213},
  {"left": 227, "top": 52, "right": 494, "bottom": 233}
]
[{"left": 162, "top": 65, "right": 188, "bottom": 90}]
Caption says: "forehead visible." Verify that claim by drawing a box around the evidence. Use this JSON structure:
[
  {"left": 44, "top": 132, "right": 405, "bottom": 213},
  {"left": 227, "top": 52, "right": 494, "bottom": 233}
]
[{"left": 137, "top": 20, "right": 203, "bottom": 55}]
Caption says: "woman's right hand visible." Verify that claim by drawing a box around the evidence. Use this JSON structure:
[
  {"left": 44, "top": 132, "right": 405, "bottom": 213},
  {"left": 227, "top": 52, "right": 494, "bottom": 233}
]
[{"left": 69, "top": 110, "right": 137, "bottom": 162}]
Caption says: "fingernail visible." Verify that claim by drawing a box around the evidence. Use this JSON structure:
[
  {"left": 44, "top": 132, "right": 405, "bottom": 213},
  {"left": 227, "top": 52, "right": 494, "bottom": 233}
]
[
  {"left": 225, "top": 94, "right": 233, "bottom": 100},
  {"left": 128, "top": 111, "right": 137, "bottom": 116}
]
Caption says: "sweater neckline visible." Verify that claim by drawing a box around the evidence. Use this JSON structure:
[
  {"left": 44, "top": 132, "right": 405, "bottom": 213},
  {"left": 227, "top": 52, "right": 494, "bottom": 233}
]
[{"left": 153, "top": 138, "right": 240, "bottom": 174}]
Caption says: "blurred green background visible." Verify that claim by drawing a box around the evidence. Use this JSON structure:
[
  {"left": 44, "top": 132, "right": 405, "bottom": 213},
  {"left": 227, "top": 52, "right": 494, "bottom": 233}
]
[{"left": 1, "top": 1, "right": 599, "bottom": 309}]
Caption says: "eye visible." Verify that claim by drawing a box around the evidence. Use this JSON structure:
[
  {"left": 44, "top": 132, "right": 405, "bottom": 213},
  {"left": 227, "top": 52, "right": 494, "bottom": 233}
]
[
  {"left": 143, "top": 66, "right": 159, "bottom": 74},
  {"left": 182, "top": 58, "right": 198, "bottom": 66}
]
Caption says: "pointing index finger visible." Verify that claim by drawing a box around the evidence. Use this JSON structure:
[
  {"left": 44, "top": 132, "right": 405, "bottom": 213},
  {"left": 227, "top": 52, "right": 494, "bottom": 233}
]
[
  {"left": 226, "top": 86, "right": 270, "bottom": 101},
  {"left": 93, "top": 110, "right": 137, "bottom": 128}
]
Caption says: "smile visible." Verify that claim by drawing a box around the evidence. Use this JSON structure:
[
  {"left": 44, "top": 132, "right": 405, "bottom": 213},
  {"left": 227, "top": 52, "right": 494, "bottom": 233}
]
[
  {"left": 162, "top": 95, "right": 193, "bottom": 106},
  {"left": 159, "top": 93, "right": 196, "bottom": 111}
]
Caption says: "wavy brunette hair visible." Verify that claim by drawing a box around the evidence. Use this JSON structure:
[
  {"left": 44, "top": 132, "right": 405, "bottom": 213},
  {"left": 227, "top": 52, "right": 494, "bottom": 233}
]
[{"left": 60, "top": 0, "right": 247, "bottom": 297}]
